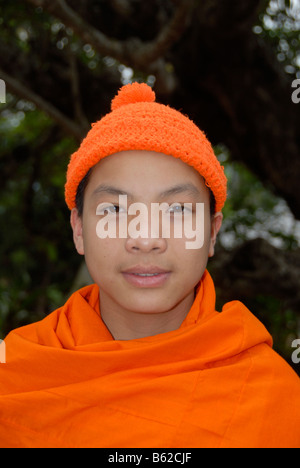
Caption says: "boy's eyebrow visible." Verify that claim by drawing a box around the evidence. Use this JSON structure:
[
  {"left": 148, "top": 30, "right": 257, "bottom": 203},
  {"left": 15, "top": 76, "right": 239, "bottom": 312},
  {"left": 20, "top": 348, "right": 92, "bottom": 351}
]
[
  {"left": 92, "top": 183, "right": 202, "bottom": 199},
  {"left": 92, "top": 184, "right": 132, "bottom": 198},
  {"left": 159, "top": 183, "right": 202, "bottom": 198}
]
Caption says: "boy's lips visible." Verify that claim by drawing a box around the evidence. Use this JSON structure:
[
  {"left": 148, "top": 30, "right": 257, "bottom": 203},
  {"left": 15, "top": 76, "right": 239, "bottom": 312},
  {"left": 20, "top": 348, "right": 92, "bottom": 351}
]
[
  {"left": 121, "top": 265, "right": 171, "bottom": 288},
  {"left": 122, "top": 265, "right": 170, "bottom": 275}
]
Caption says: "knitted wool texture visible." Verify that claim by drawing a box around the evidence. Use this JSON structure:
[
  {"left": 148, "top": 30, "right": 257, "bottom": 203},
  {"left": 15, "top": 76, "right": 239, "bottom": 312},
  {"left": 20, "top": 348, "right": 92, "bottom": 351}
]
[{"left": 65, "top": 83, "right": 227, "bottom": 211}]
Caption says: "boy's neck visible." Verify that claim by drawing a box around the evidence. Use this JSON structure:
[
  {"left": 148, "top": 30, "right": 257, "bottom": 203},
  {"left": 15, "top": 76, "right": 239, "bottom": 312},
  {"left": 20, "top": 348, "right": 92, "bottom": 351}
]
[{"left": 99, "top": 290, "right": 196, "bottom": 341}]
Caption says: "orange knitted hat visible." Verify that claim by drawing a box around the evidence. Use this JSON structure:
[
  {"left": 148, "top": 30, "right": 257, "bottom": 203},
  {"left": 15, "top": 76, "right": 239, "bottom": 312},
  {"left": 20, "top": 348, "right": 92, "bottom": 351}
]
[{"left": 65, "top": 82, "right": 227, "bottom": 211}]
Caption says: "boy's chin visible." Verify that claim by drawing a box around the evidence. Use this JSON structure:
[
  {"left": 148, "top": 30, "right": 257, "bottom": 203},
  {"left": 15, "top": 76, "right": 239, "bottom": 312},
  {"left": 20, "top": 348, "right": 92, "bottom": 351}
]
[{"left": 117, "top": 291, "right": 175, "bottom": 314}]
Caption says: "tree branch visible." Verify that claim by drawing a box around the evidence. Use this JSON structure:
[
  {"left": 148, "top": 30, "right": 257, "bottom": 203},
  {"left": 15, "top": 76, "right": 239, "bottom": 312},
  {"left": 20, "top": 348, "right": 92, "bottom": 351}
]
[
  {"left": 132, "top": 0, "right": 194, "bottom": 66},
  {"left": 68, "top": 50, "right": 90, "bottom": 133},
  {"left": 27, "top": 0, "right": 193, "bottom": 68},
  {"left": 0, "top": 67, "right": 85, "bottom": 140},
  {"left": 110, "top": 0, "right": 133, "bottom": 18},
  {"left": 28, "top": 0, "right": 127, "bottom": 61}
]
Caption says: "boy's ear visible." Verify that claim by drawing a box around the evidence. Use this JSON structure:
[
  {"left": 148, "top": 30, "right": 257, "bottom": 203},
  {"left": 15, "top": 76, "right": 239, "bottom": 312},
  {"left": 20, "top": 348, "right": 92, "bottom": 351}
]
[
  {"left": 70, "top": 208, "right": 85, "bottom": 256},
  {"left": 208, "top": 212, "right": 223, "bottom": 258}
]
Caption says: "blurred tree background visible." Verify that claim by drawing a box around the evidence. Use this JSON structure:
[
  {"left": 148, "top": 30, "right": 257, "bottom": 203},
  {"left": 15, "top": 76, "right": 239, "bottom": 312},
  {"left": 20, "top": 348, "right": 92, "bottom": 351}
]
[{"left": 0, "top": 0, "right": 299, "bottom": 373}]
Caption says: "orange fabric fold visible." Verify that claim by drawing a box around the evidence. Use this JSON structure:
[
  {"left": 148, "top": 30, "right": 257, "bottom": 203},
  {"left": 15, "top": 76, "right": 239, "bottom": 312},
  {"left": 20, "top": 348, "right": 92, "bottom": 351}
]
[{"left": 0, "top": 271, "right": 299, "bottom": 448}]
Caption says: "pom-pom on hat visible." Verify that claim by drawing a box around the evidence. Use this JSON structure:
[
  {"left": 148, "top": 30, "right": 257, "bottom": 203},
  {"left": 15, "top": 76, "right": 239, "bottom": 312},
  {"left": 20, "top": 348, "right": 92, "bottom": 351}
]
[{"left": 65, "top": 82, "right": 227, "bottom": 211}]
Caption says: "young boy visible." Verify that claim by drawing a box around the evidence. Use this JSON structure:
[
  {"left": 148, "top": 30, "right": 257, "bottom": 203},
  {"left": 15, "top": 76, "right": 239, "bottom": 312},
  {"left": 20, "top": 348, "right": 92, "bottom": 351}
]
[{"left": 0, "top": 83, "right": 299, "bottom": 448}]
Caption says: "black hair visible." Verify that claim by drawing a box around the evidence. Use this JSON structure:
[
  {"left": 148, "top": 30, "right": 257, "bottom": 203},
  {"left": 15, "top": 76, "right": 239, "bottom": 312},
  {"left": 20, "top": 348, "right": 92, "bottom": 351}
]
[
  {"left": 75, "top": 170, "right": 216, "bottom": 217},
  {"left": 209, "top": 189, "right": 216, "bottom": 217},
  {"left": 75, "top": 169, "right": 92, "bottom": 217}
]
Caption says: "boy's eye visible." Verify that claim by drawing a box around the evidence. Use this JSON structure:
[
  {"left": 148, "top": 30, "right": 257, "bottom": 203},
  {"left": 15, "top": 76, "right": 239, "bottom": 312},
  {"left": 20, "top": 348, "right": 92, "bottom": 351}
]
[
  {"left": 96, "top": 204, "right": 124, "bottom": 215},
  {"left": 168, "top": 204, "right": 192, "bottom": 214},
  {"left": 169, "top": 205, "right": 184, "bottom": 213},
  {"left": 110, "top": 205, "right": 121, "bottom": 214}
]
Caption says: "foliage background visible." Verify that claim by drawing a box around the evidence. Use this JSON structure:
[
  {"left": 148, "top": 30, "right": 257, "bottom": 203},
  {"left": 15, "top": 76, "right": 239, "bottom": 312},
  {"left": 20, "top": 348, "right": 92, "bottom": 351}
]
[{"left": 0, "top": 0, "right": 299, "bottom": 374}]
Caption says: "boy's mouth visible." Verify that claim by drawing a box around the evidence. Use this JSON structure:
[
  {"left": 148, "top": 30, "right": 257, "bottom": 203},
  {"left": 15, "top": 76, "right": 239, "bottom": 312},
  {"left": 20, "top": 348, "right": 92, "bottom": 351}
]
[
  {"left": 122, "top": 265, "right": 171, "bottom": 288},
  {"left": 132, "top": 273, "right": 161, "bottom": 277}
]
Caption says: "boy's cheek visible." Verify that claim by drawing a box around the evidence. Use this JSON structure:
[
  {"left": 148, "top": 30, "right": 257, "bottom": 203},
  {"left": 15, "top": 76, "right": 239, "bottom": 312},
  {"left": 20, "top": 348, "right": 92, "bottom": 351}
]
[{"left": 84, "top": 237, "right": 123, "bottom": 269}]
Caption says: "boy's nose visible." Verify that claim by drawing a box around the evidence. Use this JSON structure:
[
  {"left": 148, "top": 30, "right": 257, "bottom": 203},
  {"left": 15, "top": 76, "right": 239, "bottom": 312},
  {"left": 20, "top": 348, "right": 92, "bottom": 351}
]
[{"left": 125, "top": 235, "right": 168, "bottom": 254}]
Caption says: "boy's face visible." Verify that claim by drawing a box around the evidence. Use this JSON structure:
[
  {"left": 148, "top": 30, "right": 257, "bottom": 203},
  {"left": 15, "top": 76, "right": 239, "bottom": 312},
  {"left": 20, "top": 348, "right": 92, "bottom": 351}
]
[{"left": 71, "top": 151, "right": 222, "bottom": 333}]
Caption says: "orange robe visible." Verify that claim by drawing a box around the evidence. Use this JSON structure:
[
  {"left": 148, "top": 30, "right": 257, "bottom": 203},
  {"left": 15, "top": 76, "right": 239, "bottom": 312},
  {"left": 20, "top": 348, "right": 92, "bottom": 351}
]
[{"left": 0, "top": 271, "right": 299, "bottom": 448}]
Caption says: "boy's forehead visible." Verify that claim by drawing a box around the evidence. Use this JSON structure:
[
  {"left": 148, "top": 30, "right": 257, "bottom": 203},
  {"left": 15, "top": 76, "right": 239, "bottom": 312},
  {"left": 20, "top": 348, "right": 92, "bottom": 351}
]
[
  {"left": 97, "top": 150, "right": 188, "bottom": 168},
  {"left": 92, "top": 150, "right": 204, "bottom": 181},
  {"left": 88, "top": 150, "right": 208, "bottom": 196}
]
